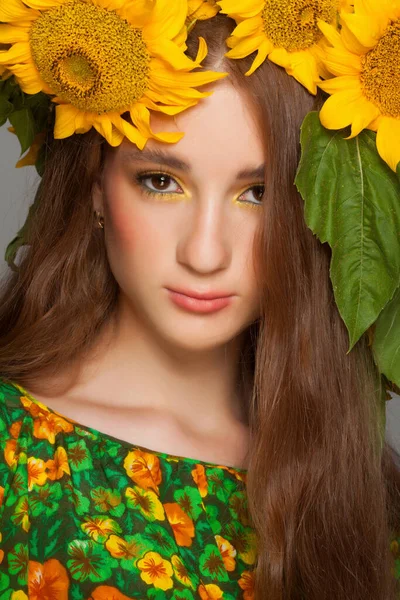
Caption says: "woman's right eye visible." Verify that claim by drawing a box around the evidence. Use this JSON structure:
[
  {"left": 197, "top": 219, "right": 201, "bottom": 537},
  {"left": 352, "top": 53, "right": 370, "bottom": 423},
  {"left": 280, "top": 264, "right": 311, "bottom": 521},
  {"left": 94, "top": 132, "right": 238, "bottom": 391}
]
[{"left": 137, "top": 173, "right": 184, "bottom": 195}]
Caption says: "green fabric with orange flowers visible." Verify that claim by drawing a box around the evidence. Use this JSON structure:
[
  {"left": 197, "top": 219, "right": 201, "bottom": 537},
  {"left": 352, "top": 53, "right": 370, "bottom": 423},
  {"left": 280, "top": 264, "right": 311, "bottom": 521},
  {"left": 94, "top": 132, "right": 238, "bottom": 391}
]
[{"left": 0, "top": 379, "right": 256, "bottom": 600}]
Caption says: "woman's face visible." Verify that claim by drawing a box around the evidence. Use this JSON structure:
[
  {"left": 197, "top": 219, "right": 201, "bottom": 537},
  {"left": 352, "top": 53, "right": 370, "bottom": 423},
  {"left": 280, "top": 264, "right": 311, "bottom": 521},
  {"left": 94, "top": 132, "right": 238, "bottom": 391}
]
[{"left": 93, "top": 80, "right": 265, "bottom": 352}]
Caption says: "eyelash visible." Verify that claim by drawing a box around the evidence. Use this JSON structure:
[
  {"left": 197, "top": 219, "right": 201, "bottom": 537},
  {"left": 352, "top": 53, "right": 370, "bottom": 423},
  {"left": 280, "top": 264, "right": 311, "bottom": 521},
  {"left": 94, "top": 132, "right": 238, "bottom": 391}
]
[{"left": 133, "top": 171, "right": 265, "bottom": 206}]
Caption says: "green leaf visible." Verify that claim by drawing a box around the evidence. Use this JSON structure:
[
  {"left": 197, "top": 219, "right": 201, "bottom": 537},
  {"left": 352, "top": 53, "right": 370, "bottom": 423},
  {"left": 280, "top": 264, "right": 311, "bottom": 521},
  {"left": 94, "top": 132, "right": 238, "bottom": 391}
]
[
  {"left": 397, "top": 162, "right": 400, "bottom": 183},
  {"left": 295, "top": 112, "right": 400, "bottom": 350},
  {"left": 0, "top": 96, "right": 12, "bottom": 126},
  {"left": 9, "top": 107, "right": 36, "bottom": 155},
  {"left": 373, "top": 286, "right": 400, "bottom": 388}
]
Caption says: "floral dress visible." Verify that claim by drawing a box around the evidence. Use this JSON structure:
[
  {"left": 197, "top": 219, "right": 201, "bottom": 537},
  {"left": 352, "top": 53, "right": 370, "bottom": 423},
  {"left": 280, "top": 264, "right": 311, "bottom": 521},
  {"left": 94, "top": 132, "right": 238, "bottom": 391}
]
[{"left": 0, "top": 379, "right": 257, "bottom": 600}]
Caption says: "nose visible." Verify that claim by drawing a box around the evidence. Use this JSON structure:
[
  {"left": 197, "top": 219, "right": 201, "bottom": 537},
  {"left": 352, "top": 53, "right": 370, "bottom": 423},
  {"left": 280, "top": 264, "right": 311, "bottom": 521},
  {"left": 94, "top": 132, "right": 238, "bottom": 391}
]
[{"left": 176, "top": 193, "right": 232, "bottom": 275}]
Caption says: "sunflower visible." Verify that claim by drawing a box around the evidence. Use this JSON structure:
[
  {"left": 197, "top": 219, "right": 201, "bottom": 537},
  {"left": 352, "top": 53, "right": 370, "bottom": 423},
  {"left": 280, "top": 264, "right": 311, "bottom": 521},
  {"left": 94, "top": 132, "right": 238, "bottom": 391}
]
[
  {"left": 188, "top": 0, "right": 220, "bottom": 21},
  {"left": 317, "top": 0, "right": 400, "bottom": 172},
  {"left": 0, "top": 0, "right": 226, "bottom": 148},
  {"left": 216, "top": 0, "right": 350, "bottom": 94}
]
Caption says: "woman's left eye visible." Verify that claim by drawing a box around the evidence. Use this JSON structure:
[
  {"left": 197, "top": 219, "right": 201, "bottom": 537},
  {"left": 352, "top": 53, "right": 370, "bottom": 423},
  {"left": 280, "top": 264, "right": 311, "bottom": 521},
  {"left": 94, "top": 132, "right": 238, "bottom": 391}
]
[
  {"left": 238, "top": 185, "right": 265, "bottom": 205},
  {"left": 138, "top": 173, "right": 184, "bottom": 194}
]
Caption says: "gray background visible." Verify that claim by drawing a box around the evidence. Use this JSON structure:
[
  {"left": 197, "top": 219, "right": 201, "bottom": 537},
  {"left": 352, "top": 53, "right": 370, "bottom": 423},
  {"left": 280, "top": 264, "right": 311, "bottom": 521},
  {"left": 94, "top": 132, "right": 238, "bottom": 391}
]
[{"left": 1, "top": 125, "right": 399, "bottom": 451}]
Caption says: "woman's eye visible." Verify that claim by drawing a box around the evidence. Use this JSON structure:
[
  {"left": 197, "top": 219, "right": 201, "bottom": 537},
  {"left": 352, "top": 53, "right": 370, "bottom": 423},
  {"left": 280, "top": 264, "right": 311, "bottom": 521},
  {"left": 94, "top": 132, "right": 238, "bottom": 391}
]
[
  {"left": 138, "top": 173, "right": 183, "bottom": 194},
  {"left": 238, "top": 185, "right": 265, "bottom": 205}
]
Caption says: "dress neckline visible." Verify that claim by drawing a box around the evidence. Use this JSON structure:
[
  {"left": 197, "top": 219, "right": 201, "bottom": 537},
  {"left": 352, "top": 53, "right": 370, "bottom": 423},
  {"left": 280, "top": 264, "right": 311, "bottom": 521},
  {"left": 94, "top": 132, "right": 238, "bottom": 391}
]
[{"left": 7, "top": 380, "right": 248, "bottom": 476}]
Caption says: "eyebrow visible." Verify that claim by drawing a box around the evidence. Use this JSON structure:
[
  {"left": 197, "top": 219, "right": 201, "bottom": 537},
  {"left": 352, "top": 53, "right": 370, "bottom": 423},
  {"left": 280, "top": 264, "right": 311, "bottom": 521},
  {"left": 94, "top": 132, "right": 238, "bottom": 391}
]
[{"left": 119, "top": 148, "right": 265, "bottom": 181}]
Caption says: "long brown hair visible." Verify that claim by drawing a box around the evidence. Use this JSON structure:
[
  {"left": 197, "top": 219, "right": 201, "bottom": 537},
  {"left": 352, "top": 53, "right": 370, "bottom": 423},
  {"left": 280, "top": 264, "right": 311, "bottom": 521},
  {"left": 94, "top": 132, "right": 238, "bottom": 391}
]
[{"left": 1, "top": 14, "right": 400, "bottom": 599}]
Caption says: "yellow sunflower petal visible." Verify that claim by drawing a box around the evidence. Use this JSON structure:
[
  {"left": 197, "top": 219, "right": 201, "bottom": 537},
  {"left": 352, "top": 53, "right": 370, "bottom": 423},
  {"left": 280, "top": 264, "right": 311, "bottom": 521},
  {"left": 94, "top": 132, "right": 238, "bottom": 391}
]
[
  {"left": 225, "top": 34, "right": 267, "bottom": 58},
  {"left": 245, "top": 40, "right": 271, "bottom": 75},
  {"left": 347, "top": 98, "right": 380, "bottom": 137},
  {"left": 340, "top": 21, "right": 370, "bottom": 54},
  {"left": 110, "top": 114, "right": 148, "bottom": 150},
  {"left": 8, "top": 62, "right": 51, "bottom": 94},
  {"left": 147, "top": 83, "right": 211, "bottom": 105},
  {"left": 93, "top": 115, "right": 123, "bottom": 147},
  {"left": 231, "top": 15, "right": 263, "bottom": 38},
  {"left": 149, "top": 39, "right": 201, "bottom": 70},
  {"left": 140, "top": 97, "right": 198, "bottom": 115},
  {"left": 0, "top": 0, "right": 39, "bottom": 22},
  {"left": 130, "top": 103, "right": 184, "bottom": 144},
  {"left": 15, "top": 132, "right": 46, "bottom": 168},
  {"left": 54, "top": 104, "right": 83, "bottom": 139},
  {"left": 318, "top": 20, "right": 346, "bottom": 49},
  {"left": 319, "top": 88, "right": 365, "bottom": 130},
  {"left": 187, "top": 0, "right": 220, "bottom": 20},
  {"left": 0, "top": 42, "right": 31, "bottom": 65},
  {"left": 0, "top": 25, "right": 30, "bottom": 44},
  {"left": 217, "top": 0, "right": 264, "bottom": 20},
  {"left": 318, "top": 74, "right": 360, "bottom": 94},
  {"left": 290, "top": 52, "right": 320, "bottom": 95},
  {"left": 143, "top": 0, "right": 187, "bottom": 42},
  {"left": 353, "top": 0, "right": 390, "bottom": 16},
  {"left": 376, "top": 117, "right": 400, "bottom": 172},
  {"left": 23, "top": 0, "right": 68, "bottom": 9},
  {"left": 195, "top": 37, "right": 208, "bottom": 64},
  {"left": 150, "top": 58, "right": 227, "bottom": 88},
  {"left": 321, "top": 46, "right": 362, "bottom": 76},
  {"left": 340, "top": 11, "right": 390, "bottom": 48}
]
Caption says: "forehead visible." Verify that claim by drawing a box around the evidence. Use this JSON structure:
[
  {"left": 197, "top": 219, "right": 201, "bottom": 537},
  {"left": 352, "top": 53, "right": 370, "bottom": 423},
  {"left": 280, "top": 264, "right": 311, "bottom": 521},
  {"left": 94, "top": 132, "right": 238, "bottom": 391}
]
[{"left": 118, "top": 81, "right": 265, "bottom": 179}]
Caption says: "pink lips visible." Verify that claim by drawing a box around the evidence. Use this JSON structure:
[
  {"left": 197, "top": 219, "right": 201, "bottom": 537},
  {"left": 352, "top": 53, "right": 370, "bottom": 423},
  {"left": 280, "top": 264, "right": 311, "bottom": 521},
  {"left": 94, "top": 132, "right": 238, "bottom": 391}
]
[{"left": 167, "top": 288, "right": 234, "bottom": 314}]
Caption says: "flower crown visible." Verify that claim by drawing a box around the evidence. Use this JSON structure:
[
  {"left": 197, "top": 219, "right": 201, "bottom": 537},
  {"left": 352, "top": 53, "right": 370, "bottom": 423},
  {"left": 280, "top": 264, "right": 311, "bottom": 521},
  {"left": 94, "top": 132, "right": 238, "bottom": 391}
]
[{"left": 1, "top": 0, "right": 399, "bottom": 396}]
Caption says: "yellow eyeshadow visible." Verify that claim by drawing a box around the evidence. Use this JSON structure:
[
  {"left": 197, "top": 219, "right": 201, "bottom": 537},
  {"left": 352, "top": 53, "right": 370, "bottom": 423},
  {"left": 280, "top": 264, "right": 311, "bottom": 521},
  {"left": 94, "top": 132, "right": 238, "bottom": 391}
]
[
  {"left": 148, "top": 192, "right": 189, "bottom": 203},
  {"left": 232, "top": 184, "right": 264, "bottom": 210}
]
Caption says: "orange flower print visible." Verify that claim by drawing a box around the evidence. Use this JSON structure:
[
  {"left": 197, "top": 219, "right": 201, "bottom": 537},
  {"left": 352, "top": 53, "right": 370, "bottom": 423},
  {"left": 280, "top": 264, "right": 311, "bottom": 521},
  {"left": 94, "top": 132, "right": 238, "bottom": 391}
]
[
  {"left": 4, "top": 438, "right": 23, "bottom": 468},
  {"left": 226, "top": 466, "right": 247, "bottom": 484},
  {"left": 28, "top": 457, "right": 47, "bottom": 490},
  {"left": 81, "top": 517, "right": 122, "bottom": 543},
  {"left": 215, "top": 535, "right": 237, "bottom": 571},
  {"left": 105, "top": 535, "right": 141, "bottom": 560},
  {"left": 0, "top": 485, "right": 4, "bottom": 507},
  {"left": 28, "top": 559, "right": 69, "bottom": 600},
  {"left": 163, "top": 503, "right": 195, "bottom": 547},
  {"left": 11, "top": 496, "right": 30, "bottom": 532},
  {"left": 123, "top": 449, "right": 162, "bottom": 494},
  {"left": 18, "top": 392, "right": 74, "bottom": 443},
  {"left": 11, "top": 593, "right": 28, "bottom": 600},
  {"left": 91, "top": 487, "right": 122, "bottom": 513},
  {"left": 198, "top": 582, "right": 224, "bottom": 599},
  {"left": 46, "top": 447, "right": 71, "bottom": 481},
  {"left": 238, "top": 531, "right": 257, "bottom": 566},
  {"left": 0, "top": 532, "right": 3, "bottom": 565},
  {"left": 192, "top": 464, "right": 208, "bottom": 498},
  {"left": 20, "top": 395, "right": 47, "bottom": 417},
  {"left": 33, "top": 412, "right": 74, "bottom": 445},
  {"left": 89, "top": 586, "right": 134, "bottom": 600},
  {"left": 137, "top": 551, "right": 173, "bottom": 590},
  {"left": 238, "top": 569, "right": 255, "bottom": 600},
  {"left": 10, "top": 420, "right": 22, "bottom": 438},
  {"left": 125, "top": 486, "right": 165, "bottom": 521},
  {"left": 170, "top": 554, "right": 196, "bottom": 589}
]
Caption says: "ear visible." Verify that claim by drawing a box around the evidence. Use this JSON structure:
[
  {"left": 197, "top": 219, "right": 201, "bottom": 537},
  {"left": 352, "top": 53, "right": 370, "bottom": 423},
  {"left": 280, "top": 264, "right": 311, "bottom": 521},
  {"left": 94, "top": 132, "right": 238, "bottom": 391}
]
[{"left": 92, "top": 179, "right": 104, "bottom": 214}]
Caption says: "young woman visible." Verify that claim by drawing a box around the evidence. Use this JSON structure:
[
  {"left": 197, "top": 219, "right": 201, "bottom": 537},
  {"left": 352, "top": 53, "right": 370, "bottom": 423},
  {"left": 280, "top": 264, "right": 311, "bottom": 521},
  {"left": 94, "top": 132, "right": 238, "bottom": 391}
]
[{"left": 0, "top": 2, "right": 399, "bottom": 599}]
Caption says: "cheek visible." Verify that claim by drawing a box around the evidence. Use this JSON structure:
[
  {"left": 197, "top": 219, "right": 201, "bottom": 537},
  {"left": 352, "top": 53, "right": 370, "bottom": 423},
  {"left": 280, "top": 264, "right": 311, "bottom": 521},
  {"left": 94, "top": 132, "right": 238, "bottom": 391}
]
[{"left": 103, "top": 179, "right": 169, "bottom": 268}]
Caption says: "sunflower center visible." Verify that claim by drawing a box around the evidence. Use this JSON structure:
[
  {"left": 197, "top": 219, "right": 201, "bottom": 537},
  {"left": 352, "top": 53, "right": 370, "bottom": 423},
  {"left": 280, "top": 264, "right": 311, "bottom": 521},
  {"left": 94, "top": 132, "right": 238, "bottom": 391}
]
[
  {"left": 262, "top": 0, "right": 337, "bottom": 52},
  {"left": 360, "top": 20, "right": 400, "bottom": 118},
  {"left": 60, "top": 55, "right": 96, "bottom": 90},
  {"left": 29, "top": 0, "right": 151, "bottom": 114}
]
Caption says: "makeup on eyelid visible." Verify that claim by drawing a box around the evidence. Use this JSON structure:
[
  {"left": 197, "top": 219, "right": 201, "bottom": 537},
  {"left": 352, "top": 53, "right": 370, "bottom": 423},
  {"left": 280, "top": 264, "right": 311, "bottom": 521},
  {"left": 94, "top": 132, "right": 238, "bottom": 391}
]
[{"left": 132, "top": 170, "right": 265, "bottom": 207}]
